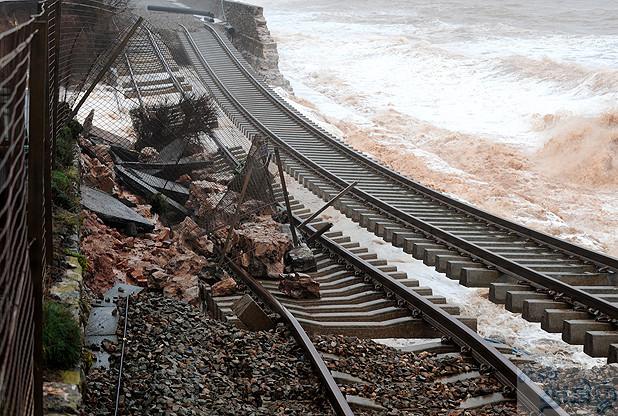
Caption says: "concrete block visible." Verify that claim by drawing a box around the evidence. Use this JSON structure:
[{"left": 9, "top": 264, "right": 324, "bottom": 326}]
[
  {"left": 522, "top": 300, "right": 569, "bottom": 322},
  {"left": 232, "top": 294, "right": 274, "bottom": 331},
  {"left": 563, "top": 320, "right": 614, "bottom": 345},
  {"left": 584, "top": 331, "right": 618, "bottom": 357},
  {"left": 541, "top": 309, "right": 590, "bottom": 333}
]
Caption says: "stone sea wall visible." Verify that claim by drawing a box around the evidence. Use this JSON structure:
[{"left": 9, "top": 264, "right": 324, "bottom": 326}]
[{"left": 201, "top": 0, "right": 290, "bottom": 89}]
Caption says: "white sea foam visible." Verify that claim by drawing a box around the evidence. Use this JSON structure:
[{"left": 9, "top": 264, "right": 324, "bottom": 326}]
[{"left": 259, "top": 0, "right": 618, "bottom": 150}]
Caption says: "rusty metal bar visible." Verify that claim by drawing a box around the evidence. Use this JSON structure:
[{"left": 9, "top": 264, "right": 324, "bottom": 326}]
[
  {"left": 299, "top": 181, "right": 357, "bottom": 228},
  {"left": 274, "top": 147, "right": 299, "bottom": 247},
  {"left": 218, "top": 163, "right": 254, "bottom": 265},
  {"left": 70, "top": 16, "right": 144, "bottom": 118}
]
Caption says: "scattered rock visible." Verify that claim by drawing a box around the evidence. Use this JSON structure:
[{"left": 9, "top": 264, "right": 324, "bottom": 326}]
[
  {"left": 284, "top": 243, "right": 317, "bottom": 273},
  {"left": 278, "top": 273, "right": 320, "bottom": 299},
  {"left": 211, "top": 276, "right": 238, "bottom": 297},
  {"left": 173, "top": 217, "right": 213, "bottom": 257},
  {"left": 81, "top": 153, "right": 116, "bottom": 193},
  {"left": 139, "top": 146, "right": 159, "bottom": 162},
  {"left": 177, "top": 173, "right": 192, "bottom": 186},
  {"left": 83, "top": 292, "right": 332, "bottom": 415}
]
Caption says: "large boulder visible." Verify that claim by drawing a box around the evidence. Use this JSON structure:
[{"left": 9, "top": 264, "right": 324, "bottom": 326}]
[
  {"left": 232, "top": 216, "right": 292, "bottom": 278},
  {"left": 211, "top": 275, "right": 238, "bottom": 297}
]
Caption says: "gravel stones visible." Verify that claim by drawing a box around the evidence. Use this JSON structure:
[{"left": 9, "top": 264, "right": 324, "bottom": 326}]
[
  {"left": 522, "top": 363, "right": 618, "bottom": 415},
  {"left": 313, "top": 335, "right": 517, "bottom": 415},
  {"left": 83, "top": 292, "right": 332, "bottom": 415}
]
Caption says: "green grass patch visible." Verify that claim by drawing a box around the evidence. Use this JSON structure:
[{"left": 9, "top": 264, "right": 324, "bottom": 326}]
[
  {"left": 64, "top": 249, "right": 88, "bottom": 272},
  {"left": 51, "top": 168, "right": 79, "bottom": 211},
  {"left": 43, "top": 301, "right": 81, "bottom": 370}
]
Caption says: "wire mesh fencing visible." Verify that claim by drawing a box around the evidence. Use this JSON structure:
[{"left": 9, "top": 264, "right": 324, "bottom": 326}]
[
  {"left": 0, "top": 16, "right": 38, "bottom": 416},
  {"left": 1, "top": 1, "right": 138, "bottom": 414}
]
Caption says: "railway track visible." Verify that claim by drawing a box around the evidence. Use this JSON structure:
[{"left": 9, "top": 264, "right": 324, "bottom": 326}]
[
  {"left": 118, "top": 24, "right": 192, "bottom": 102},
  {"left": 95, "top": 13, "right": 576, "bottom": 412},
  {"left": 200, "top": 115, "right": 562, "bottom": 414},
  {"left": 178, "top": 23, "right": 618, "bottom": 362}
]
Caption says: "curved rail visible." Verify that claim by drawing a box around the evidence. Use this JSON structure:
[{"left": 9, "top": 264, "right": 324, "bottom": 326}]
[
  {"left": 181, "top": 24, "right": 617, "bottom": 320},
  {"left": 198, "top": 24, "right": 618, "bottom": 273},
  {"left": 225, "top": 257, "right": 354, "bottom": 416},
  {"left": 184, "top": 24, "right": 570, "bottom": 410},
  {"left": 294, "top": 215, "right": 566, "bottom": 416}
]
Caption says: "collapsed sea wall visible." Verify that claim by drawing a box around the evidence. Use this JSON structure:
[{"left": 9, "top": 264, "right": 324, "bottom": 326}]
[{"left": 200, "top": 0, "right": 290, "bottom": 89}]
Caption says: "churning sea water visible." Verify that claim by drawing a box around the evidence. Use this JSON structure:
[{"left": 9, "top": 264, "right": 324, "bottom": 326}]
[
  {"left": 259, "top": 0, "right": 618, "bottom": 259},
  {"left": 260, "top": 0, "right": 618, "bottom": 147}
]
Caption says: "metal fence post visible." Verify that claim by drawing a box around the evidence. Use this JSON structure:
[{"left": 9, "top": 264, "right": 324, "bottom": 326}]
[{"left": 28, "top": 19, "right": 50, "bottom": 416}]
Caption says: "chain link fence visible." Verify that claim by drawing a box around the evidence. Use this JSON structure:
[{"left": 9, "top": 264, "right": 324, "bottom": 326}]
[{"left": 1, "top": 1, "right": 134, "bottom": 414}]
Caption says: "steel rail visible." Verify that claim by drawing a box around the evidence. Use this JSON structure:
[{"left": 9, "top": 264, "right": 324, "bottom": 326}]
[
  {"left": 293, "top": 215, "right": 567, "bottom": 415},
  {"left": 198, "top": 23, "right": 618, "bottom": 274},
  {"left": 185, "top": 25, "right": 567, "bottom": 410},
  {"left": 145, "top": 27, "right": 186, "bottom": 97},
  {"left": 224, "top": 257, "right": 354, "bottom": 416},
  {"left": 181, "top": 25, "right": 618, "bottom": 319}
]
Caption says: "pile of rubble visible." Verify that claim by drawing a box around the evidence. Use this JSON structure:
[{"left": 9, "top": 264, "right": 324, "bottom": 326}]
[
  {"left": 78, "top": 109, "right": 321, "bottom": 306},
  {"left": 83, "top": 292, "right": 333, "bottom": 415},
  {"left": 81, "top": 212, "right": 210, "bottom": 306}
]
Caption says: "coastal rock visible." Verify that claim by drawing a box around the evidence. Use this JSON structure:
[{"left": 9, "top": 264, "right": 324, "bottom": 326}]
[
  {"left": 232, "top": 216, "right": 292, "bottom": 278},
  {"left": 173, "top": 217, "right": 213, "bottom": 257},
  {"left": 211, "top": 276, "right": 238, "bottom": 297},
  {"left": 278, "top": 273, "right": 320, "bottom": 299},
  {"left": 82, "top": 153, "right": 116, "bottom": 193}
]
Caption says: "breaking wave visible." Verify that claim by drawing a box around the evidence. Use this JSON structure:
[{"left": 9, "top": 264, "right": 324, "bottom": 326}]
[{"left": 535, "top": 112, "right": 618, "bottom": 186}]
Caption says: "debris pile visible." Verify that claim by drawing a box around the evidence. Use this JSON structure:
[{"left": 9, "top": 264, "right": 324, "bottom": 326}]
[
  {"left": 229, "top": 216, "right": 293, "bottom": 278},
  {"left": 81, "top": 210, "right": 211, "bottom": 306},
  {"left": 83, "top": 292, "right": 332, "bottom": 415}
]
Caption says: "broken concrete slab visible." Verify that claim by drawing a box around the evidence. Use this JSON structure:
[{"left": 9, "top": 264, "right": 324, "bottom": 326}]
[
  {"left": 81, "top": 185, "right": 154, "bottom": 233},
  {"left": 231, "top": 294, "right": 274, "bottom": 331},
  {"left": 104, "top": 283, "right": 143, "bottom": 300},
  {"left": 85, "top": 305, "right": 118, "bottom": 337},
  {"left": 119, "top": 160, "right": 211, "bottom": 180},
  {"left": 127, "top": 168, "right": 189, "bottom": 204},
  {"left": 89, "top": 125, "right": 133, "bottom": 149},
  {"left": 110, "top": 145, "right": 140, "bottom": 163},
  {"left": 116, "top": 165, "right": 189, "bottom": 223},
  {"left": 284, "top": 243, "right": 317, "bottom": 273},
  {"left": 158, "top": 137, "right": 185, "bottom": 162}
]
